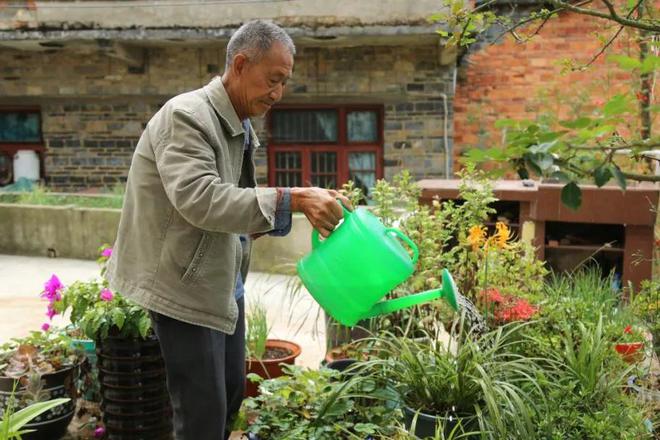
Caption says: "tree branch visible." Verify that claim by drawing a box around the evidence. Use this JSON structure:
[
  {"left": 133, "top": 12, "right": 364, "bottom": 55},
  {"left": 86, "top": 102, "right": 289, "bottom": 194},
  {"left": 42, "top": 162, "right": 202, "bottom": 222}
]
[
  {"left": 621, "top": 171, "right": 660, "bottom": 182},
  {"left": 547, "top": 0, "right": 659, "bottom": 32},
  {"left": 577, "top": 24, "right": 625, "bottom": 69},
  {"left": 491, "top": 0, "right": 593, "bottom": 44}
]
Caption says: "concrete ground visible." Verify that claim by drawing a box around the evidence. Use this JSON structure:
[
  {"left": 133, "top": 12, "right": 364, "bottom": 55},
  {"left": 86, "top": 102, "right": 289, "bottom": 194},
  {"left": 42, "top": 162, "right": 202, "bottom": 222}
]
[{"left": 0, "top": 254, "right": 327, "bottom": 368}]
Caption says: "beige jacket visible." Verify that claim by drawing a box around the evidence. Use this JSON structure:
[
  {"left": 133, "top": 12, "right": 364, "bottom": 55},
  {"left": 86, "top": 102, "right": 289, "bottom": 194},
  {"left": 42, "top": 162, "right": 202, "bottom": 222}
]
[{"left": 106, "top": 77, "right": 278, "bottom": 334}]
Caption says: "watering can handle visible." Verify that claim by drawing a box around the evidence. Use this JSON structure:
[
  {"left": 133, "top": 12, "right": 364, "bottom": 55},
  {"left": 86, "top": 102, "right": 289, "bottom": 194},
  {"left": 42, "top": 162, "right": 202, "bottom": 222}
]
[
  {"left": 311, "top": 201, "right": 352, "bottom": 249},
  {"left": 385, "top": 228, "right": 419, "bottom": 265},
  {"left": 361, "top": 269, "right": 460, "bottom": 320}
]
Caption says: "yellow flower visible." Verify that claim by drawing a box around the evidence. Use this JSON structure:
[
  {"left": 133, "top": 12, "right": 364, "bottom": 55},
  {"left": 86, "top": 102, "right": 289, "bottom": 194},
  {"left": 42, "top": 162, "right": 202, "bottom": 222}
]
[
  {"left": 489, "top": 222, "right": 512, "bottom": 249},
  {"left": 467, "top": 225, "right": 487, "bottom": 250}
]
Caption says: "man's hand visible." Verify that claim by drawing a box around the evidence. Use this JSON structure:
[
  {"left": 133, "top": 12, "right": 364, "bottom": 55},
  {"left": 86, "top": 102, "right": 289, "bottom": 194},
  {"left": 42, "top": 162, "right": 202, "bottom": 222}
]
[{"left": 290, "top": 188, "right": 353, "bottom": 238}]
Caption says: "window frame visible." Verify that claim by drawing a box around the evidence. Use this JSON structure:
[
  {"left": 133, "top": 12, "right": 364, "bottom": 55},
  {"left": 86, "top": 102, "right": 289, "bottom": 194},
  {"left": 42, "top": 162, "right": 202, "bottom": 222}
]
[
  {"left": 0, "top": 107, "right": 45, "bottom": 156},
  {"left": 267, "top": 104, "right": 384, "bottom": 188}
]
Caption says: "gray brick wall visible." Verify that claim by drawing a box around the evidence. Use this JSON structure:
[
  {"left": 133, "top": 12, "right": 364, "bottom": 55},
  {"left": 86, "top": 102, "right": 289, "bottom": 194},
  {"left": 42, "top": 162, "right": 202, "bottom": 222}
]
[{"left": 1, "top": 43, "right": 453, "bottom": 191}]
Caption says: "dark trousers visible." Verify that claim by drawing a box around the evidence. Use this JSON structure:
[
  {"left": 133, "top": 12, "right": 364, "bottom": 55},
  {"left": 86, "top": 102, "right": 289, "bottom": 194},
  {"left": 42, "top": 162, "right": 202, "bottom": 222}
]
[{"left": 150, "top": 297, "right": 245, "bottom": 440}]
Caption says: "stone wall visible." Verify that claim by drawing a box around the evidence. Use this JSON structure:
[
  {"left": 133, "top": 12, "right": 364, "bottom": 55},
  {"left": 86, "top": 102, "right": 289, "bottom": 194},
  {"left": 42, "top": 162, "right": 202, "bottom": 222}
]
[{"left": 1, "top": 43, "right": 454, "bottom": 190}]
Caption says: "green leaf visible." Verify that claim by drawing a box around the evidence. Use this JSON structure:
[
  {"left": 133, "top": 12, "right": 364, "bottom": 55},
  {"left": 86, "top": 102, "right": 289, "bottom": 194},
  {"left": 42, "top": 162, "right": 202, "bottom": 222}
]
[
  {"left": 532, "top": 153, "right": 554, "bottom": 171},
  {"left": 561, "top": 182, "right": 582, "bottom": 210},
  {"left": 529, "top": 140, "right": 558, "bottom": 154},
  {"left": 607, "top": 54, "right": 642, "bottom": 70},
  {"left": 603, "top": 95, "right": 629, "bottom": 117},
  {"left": 138, "top": 314, "right": 151, "bottom": 338},
  {"left": 611, "top": 165, "right": 627, "bottom": 190},
  {"left": 640, "top": 55, "right": 660, "bottom": 74},
  {"left": 593, "top": 166, "right": 612, "bottom": 187},
  {"left": 551, "top": 171, "right": 570, "bottom": 183},
  {"left": 111, "top": 308, "right": 126, "bottom": 329},
  {"left": 494, "top": 119, "right": 517, "bottom": 129},
  {"left": 560, "top": 117, "right": 591, "bottom": 129},
  {"left": 6, "top": 399, "right": 70, "bottom": 432}
]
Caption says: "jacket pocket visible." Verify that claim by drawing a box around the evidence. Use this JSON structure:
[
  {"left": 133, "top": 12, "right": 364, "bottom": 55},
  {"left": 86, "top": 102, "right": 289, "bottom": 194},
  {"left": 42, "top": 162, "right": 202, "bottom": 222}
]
[{"left": 181, "top": 232, "right": 212, "bottom": 284}]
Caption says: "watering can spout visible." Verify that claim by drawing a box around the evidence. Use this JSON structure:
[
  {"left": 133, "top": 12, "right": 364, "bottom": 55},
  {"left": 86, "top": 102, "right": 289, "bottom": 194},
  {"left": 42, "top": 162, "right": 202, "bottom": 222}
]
[{"left": 361, "top": 269, "right": 460, "bottom": 320}]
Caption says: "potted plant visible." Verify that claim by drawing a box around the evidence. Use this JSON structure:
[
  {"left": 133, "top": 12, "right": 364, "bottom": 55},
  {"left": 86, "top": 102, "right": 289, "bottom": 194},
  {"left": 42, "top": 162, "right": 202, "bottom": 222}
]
[
  {"left": 245, "top": 301, "right": 301, "bottom": 398},
  {"left": 0, "top": 331, "right": 83, "bottom": 440},
  {"left": 0, "top": 386, "right": 70, "bottom": 440},
  {"left": 361, "top": 322, "right": 541, "bottom": 439},
  {"left": 615, "top": 325, "right": 646, "bottom": 363},
  {"left": 43, "top": 248, "right": 172, "bottom": 439},
  {"left": 240, "top": 365, "right": 399, "bottom": 439}
]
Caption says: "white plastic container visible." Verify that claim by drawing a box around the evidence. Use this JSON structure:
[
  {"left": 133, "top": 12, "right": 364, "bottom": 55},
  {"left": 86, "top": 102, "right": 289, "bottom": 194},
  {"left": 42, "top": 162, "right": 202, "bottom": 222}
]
[{"left": 13, "top": 150, "right": 40, "bottom": 182}]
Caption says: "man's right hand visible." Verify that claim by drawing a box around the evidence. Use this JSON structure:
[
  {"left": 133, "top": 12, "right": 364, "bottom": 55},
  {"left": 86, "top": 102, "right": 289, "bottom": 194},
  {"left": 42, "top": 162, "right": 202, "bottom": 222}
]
[{"left": 290, "top": 187, "right": 353, "bottom": 238}]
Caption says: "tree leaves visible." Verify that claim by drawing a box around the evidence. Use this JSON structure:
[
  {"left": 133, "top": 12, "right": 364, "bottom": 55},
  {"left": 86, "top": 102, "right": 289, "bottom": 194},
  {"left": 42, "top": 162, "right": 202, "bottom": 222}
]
[
  {"left": 603, "top": 95, "right": 630, "bottom": 117},
  {"left": 607, "top": 54, "right": 641, "bottom": 70},
  {"left": 561, "top": 182, "right": 582, "bottom": 210},
  {"left": 593, "top": 166, "right": 612, "bottom": 187},
  {"left": 611, "top": 165, "right": 627, "bottom": 190}
]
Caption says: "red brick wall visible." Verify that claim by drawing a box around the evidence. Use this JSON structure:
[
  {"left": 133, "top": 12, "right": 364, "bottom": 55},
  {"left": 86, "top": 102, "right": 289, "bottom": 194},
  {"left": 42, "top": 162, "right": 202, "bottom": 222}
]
[{"left": 453, "top": 8, "right": 641, "bottom": 164}]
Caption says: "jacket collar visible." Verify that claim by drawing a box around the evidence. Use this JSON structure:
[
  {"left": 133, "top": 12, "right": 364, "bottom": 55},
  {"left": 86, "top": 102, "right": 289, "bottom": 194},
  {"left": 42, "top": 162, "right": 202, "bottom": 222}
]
[{"left": 203, "top": 76, "right": 261, "bottom": 148}]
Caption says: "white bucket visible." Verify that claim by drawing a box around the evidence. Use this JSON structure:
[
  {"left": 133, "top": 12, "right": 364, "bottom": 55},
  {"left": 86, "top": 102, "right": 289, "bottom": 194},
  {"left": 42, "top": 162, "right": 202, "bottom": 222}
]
[{"left": 13, "top": 150, "right": 40, "bottom": 182}]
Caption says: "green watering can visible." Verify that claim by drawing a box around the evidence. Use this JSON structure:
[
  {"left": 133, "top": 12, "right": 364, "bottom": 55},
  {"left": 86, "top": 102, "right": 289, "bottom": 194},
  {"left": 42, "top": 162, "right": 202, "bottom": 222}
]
[{"left": 296, "top": 204, "right": 460, "bottom": 326}]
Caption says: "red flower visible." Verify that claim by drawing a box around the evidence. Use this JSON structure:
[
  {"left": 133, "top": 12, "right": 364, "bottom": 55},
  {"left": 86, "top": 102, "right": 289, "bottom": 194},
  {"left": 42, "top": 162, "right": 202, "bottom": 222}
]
[
  {"left": 480, "top": 288, "right": 504, "bottom": 304},
  {"left": 495, "top": 298, "right": 538, "bottom": 322},
  {"left": 624, "top": 325, "right": 633, "bottom": 334}
]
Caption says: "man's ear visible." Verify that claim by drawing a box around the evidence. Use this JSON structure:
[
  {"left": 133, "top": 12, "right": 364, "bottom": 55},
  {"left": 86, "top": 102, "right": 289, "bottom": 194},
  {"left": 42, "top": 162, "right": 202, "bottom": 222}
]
[{"left": 232, "top": 53, "right": 249, "bottom": 77}]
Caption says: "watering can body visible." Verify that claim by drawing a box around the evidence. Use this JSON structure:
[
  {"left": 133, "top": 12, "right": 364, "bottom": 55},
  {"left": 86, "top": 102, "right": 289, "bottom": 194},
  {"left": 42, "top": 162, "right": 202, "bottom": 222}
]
[{"left": 296, "top": 206, "right": 458, "bottom": 326}]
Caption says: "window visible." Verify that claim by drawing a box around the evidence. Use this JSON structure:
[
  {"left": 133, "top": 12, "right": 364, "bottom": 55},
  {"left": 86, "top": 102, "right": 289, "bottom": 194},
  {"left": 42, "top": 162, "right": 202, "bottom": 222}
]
[
  {"left": 0, "top": 110, "right": 41, "bottom": 143},
  {"left": 268, "top": 105, "right": 383, "bottom": 197},
  {"left": 0, "top": 109, "right": 44, "bottom": 185}
]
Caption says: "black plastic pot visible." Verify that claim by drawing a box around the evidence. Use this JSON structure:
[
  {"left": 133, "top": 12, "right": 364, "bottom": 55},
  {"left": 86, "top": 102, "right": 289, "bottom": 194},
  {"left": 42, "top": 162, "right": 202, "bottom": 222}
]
[
  {"left": 96, "top": 334, "right": 173, "bottom": 440},
  {"left": 0, "top": 365, "right": 78, "bottom": 440},
  {"left": 325, "top": 359, "right": 358, "bottom": 373},
  {"left": 403, "top": 406, "right": 473, "bottom": 439}
]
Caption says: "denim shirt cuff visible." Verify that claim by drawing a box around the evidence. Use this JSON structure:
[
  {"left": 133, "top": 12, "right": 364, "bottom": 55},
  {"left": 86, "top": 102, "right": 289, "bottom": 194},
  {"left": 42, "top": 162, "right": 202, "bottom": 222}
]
[{"left": 270, "top": 188, "right": 292, "bottom": 237}]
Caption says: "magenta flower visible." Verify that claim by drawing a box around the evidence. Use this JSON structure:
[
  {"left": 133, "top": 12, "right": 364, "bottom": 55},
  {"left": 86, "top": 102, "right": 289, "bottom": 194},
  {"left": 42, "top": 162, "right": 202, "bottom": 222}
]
[
  {"left": 41, "top": 323, "right": 50, "bottom": 332},
  {"left": 46, "top": 303, "right": 58, "bottom": 319},
  {"left": 100, "top": 288, "right": 114, "bottom": 302},
  {"left": 94, "top": 426, "right": 106, "bottom": 438},
  {"left": 41, "top": 274, "right": 64, "bottom": 301},
  {"left": 101, "top": 247, "right": 112, "bottom": 258}
]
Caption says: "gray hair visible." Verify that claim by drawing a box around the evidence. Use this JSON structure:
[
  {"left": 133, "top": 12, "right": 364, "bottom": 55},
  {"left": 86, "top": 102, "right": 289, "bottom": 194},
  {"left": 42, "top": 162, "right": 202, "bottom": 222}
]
[{"left": 225, "top": 20, "right": 295, "bottom": 69}]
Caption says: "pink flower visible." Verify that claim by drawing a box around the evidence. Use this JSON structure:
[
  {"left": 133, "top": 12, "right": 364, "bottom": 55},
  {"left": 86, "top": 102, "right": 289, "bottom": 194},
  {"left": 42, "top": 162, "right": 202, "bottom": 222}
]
[
  {"left": 46, "top": 303, "right": 58, "bottom": 320},
  {"left": 94, "top": 426, "right": 106, "bottom": 438},
  {"left": 41, "top": 274, "right": 63, "bottom": 301},
  {"left": 100, "top": 288, "right": 113, "bottom": 302},
  {"left": 101, "top": 247, "right": 112, "bottom": 258},
  {"left": 41, "top": 323, "right": 50, "bottom": 332}
]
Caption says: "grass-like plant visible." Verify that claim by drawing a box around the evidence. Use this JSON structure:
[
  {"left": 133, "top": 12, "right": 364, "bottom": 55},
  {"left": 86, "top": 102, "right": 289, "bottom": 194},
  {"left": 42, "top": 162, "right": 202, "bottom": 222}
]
[
  {"left": 360, "top": 321, "right": 543, "bottom": 439},
  {"left": 0, "top": 383, "right": 69, "bottom": 440},
  {"left": 246, "top": 301, "right": 270, "bottom": 359}
]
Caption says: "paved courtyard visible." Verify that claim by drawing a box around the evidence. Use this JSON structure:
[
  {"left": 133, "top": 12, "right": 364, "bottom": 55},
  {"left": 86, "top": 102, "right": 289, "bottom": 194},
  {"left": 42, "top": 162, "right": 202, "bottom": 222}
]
[{"left": 0, "top": 254, "right": 327, "bottom": 368}]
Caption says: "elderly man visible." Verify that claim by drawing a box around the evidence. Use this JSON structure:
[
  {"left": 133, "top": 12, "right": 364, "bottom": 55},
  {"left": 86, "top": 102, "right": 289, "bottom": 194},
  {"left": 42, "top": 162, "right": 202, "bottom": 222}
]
[{"left": 106, "top": 20, "right": 351, "bottom": 439}]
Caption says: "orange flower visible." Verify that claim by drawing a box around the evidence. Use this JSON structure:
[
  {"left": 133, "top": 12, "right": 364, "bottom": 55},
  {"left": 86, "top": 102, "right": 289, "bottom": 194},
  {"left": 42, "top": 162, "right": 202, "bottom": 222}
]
[
  {"left": 488, "top": 222, "right": 512, "bottom": 249},
  {"left": 467, "top": 225, "right": 487, "bottom": 250}
]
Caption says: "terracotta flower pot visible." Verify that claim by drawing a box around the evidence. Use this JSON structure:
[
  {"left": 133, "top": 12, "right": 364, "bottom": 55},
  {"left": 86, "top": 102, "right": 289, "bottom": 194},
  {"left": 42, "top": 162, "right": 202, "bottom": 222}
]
[
  {"left": 245, "top": 339, "right": 301, "bottom": 398},
  {"left": 615, "top": 342, "right": 644, "bottom": 363}
]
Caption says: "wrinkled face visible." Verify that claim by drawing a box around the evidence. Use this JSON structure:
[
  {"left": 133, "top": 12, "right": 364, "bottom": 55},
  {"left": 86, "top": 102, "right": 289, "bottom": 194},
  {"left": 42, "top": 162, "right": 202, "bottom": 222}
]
[{"left": 233, "top": 41, "right": 293, "bottom": 118}]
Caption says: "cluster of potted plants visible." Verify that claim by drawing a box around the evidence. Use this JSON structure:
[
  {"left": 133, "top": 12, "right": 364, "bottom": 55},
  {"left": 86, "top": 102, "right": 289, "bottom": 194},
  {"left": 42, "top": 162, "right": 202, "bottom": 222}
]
[
  {"left": 238, "top": 171, "right": 656, "bottom": 439},
  {"left": 23, "top": 245, "right": 171, "bottom": 439},
  {"left": 0, "top": 332, "right": 82, "bottom": 440}
]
